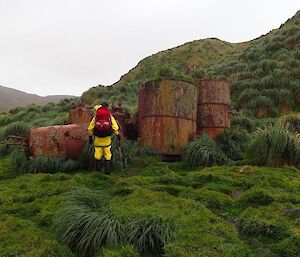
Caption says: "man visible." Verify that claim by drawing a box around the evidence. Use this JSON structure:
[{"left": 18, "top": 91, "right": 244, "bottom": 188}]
[{"left": 88, "top": 102, "right": 120, "bottom": 174}]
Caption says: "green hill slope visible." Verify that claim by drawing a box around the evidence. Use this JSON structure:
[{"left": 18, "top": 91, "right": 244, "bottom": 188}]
[{"left": 82, "top": 10, "right": 300, "bottom": 117}]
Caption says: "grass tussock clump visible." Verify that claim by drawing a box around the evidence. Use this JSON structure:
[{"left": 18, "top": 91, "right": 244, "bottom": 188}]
[
  {"left": 244, "top": 95, "right": 278, "bottom": 118},
  {"left": 53, "top": 187, "right": 175, "bottom": 256},
  {"left": 216, "top": 128, "right": 250, "bottom": 161},
  {"left": 10, "top": 146, "right": 79, "bottom": 173},
  {"left": 247, "top": 126, "right": 300, "bottom": 166},
  {"left": 53, "top": 187, "right": 123, "bottom": 256},
  {"left": 2, "top": 121, "right": 30, "bottom": 139},
  {"left": 183, "top": 133, "right": 231, "bottom": 168},
  {"left": 278, "top": 112, "right": 300, "bottom": 133},
  {"left": 230, "top": 115, "right": 255, "bottom": 132},
  {"left": 127, "top": 216, "right": 174, "bottom": 255}
]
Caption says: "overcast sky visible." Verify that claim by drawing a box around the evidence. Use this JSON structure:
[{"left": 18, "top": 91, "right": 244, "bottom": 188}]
[{"left": 0, "top": 0, "right": 299, "bottom": 96}]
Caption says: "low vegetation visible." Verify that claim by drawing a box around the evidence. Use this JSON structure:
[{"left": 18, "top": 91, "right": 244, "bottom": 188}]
[{"left": 0, "top": 154, "right": 299, "bottom": 257}]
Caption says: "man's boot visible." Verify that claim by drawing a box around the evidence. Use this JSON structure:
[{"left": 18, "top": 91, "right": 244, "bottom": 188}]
[
  {"left": 104, "top": 160, "right": 111, "bottom": 175},
  {"left": 95, "top": 160, "right": 103, "bottom": 172}
]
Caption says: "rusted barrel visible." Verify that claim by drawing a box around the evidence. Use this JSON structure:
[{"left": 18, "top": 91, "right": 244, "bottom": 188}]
[
  {"left": 29, "top": 124, "right": 88, "bottom": 160},
  {"left": 138, "top": 79, "right": 198, "bottom": 157},
  {"left": 69, "top": 106, "right": 93, "bottom": 126},
  {"left": 196, "top": 79, "right": 230, "bottom": 137}
]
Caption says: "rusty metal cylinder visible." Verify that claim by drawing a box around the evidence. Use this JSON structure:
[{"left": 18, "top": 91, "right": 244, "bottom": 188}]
[
  {"left": 69, "top": 107, "right": 93, "bottom": 126},
  {"left": 138, "top": 79, "right": 198, "bottom": 156},
  {"left": 29, "top": 124, "right": 88, "bottom": 160},
  {"left": 196, "top": 79, "right": 230, "bottom": 138}
]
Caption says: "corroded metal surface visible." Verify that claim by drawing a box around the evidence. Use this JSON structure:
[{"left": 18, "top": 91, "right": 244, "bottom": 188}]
[
  {"left": 69, "top": 107, "right": 93, "bottom": 126},
  {"left": 111, "top": 105, "right": 131, "bottom": 139},
  {"left": 29, "top": 124, "right": 88, "bottom": 159},
  {"left": 197, "top": 79, "right": 230, "bottom": 104},
  {"left": 138, "top": 79, "right": 197, "bottom": 155},
  {"left": 196, "top": 79, "right": 230, "bottom": 137}
]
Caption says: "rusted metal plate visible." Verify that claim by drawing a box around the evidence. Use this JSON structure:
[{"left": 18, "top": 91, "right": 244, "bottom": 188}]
[
  {"left": 111, "top": 106, "right": 131, "bottom": 139},
  {"left": 140, "top": 117, "right": 196, "bottom": 155},
  {"left": 138, "top": 79, "right": 197, "bottom": 155},
  {"left": 196, "top": 79, "right": 230, "bottom": 137},
  {"left": 29, "top": 124, "right": 88, "bottom": 160},
  {"left": 197, "top": 79, "right": 230, "bottom": 104},
  {"left": 69, "top": 107, "right": 93, "bottom": 126},
  {"left": 197, "top": 104, "right": 230, "bottom": 129},
  {"left": 200, "top": 127, "right": 227, "bottom": 138}
]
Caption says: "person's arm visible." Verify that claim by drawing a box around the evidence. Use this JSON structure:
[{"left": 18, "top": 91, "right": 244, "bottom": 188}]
[
  {"left": 88, "top": 117, "right": 96, "bottom": 136},
  {"left": 111, "top": 116, "right": 119, "bottom": 135}
]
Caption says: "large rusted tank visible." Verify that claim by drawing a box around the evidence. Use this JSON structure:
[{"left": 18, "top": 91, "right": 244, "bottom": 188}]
[
  {"left": 29, "top": 124, "right": 88, "bottom": 160},
  {"left": 69, "top": 106, "right": 93, "bottom": 126},
  {"left": 196, "top": 79, "right": 230, "bottom": 137},
  {"left": 138, "top": 79, "right": 198, "bottom": 157}
]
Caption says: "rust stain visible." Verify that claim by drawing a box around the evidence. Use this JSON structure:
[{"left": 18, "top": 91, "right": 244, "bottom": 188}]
[
  {"left": 69, "top": 107, "right": 93, "bottom": 126},
  {"left": 138, "top": 79, "right": 197, "bottom": 155},
  {"left": 195, "top": 79, "right": 230, "bottom": 138},
  {"left": 29, "top": 124, "right": 88, "bottom": 160}
]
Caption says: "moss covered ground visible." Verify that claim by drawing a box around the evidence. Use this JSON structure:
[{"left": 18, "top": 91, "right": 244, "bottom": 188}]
[{"left": 0, "top": 155, "right": 299, "bottom": 257}]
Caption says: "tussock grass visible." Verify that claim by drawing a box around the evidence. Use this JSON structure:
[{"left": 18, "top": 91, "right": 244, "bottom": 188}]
[
  {"left": 247, "top": 126, "right": 300, "bottom": 166},
  {"left": 244, "top": 95, "right": 278, "bottom": 117},
  {"left": 53, "top": 187, "right": 123, "bottom": 255},
  {"left": 216, "top": 128, "right": 250, "bottom": 161},
  {"left": 53, "top": 187, "right": 175, "bottom": 256},
  {"left": 278, "top": 112, "right": 300, "bottom": 133},
  {"left": 231, "top": 115, "right": 255, "bottom": 132},
  {"left": 237, "top": 88, "right": 260, "bottom": 107},
  {"left": 10, "top": 146, "right": 28, "bottom": 172},
  {"left": 127, "top": 216, "right": 174, "bottom": 255},
  {"left": 2, "top": 121, "right": 30, "bottom": 139},
  {"left": 183, "top": 133, "right": 231, "bottom": 167},
  {"left": 10, "top": 147, "right": 79, "bottom": 173}
]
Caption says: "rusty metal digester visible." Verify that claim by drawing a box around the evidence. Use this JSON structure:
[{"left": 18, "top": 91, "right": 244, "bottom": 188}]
[
  {"left": 69, "top": 106, "right": 94, "bottom": 127},
  {"left": 138, "top": 79, "right": 198, "bottom": 158},
  {"left": 196, "top": 79, "right": 230, "bottom": 138},
  {"left": 29, "top": 124, "right": 88, "bottom": 160}
]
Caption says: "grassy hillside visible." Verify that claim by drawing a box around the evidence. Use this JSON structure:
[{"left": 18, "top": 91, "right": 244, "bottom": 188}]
[
  {"left": 0, "top": 85, "right": 75, "bottom": 112},
  {"left": 82, "top": 10, "right": 300, "bottom": 116}
]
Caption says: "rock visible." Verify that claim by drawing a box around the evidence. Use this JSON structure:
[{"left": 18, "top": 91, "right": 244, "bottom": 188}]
[{"left": 284, "top": 208, "right": 300, "bottom": 217}]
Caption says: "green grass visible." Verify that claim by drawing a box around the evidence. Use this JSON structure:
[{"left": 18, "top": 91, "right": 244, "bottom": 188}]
[{"left": 2, "top": 154, "right": 299, "bottom": 256}]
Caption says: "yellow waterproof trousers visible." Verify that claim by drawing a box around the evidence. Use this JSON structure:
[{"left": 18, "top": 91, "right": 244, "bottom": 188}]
[{"left": 94, "top": 145, "right": 112, "bottom": 160}]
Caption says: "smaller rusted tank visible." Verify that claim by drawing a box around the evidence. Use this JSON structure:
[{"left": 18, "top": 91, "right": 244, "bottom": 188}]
[
  {"left": 111, "top": 105, "right": 131, "bottom": 138},
  {"left": 69, "top": 106, "right": 93, "bottom": 126},
  {"left": 196, "top": 79, "right": 230, "bottom": 138},
  {"left": 29, "top": 124, "right": 88, "bottom": 160},
  {"left": 138, "top": 79, "right": 198, "bottom": 157}
]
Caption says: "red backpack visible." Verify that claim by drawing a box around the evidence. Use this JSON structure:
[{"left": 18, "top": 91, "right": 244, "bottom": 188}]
[{"left": 93, "top": 107, "right": 113, "bottom": 137}]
